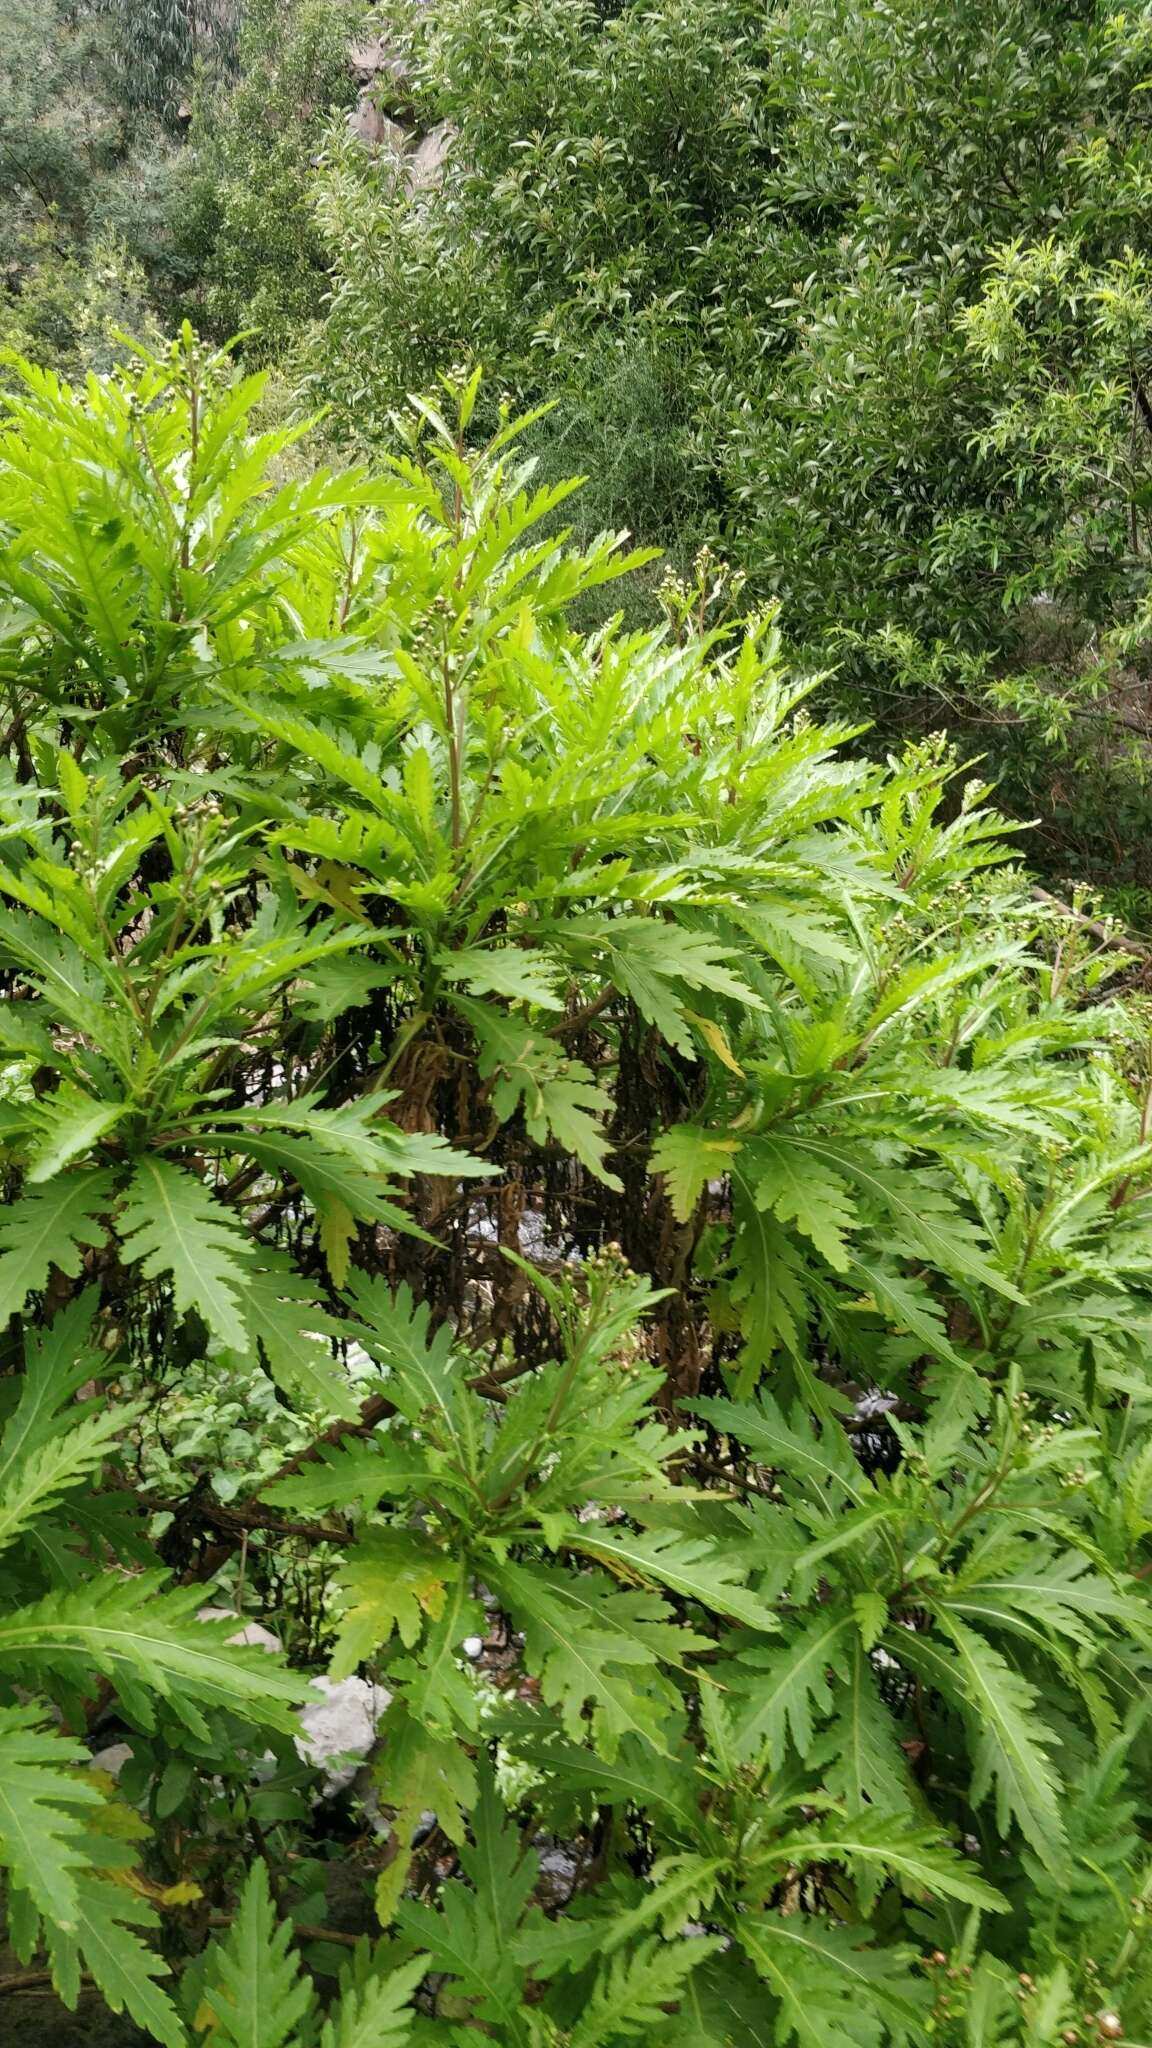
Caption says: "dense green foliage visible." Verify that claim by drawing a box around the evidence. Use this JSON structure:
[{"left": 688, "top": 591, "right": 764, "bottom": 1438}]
[
  {"left": 306, "top": 0, "right": 1152, "bottom": 889},
  {"left": 12, "top": 1, "right": 1152, "bottom": 883},
  {"left": 4, "top": 337, "right": 1152, "bottom": 2045},
  {"left": 5, "top": 3, "right": 1152, "bottom": 2044},
  {"left": 0, "top": 0, "right": 360, "bottom": 377}
]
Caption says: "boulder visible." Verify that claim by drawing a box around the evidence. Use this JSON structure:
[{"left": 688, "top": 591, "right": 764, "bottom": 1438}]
[
  {"left": 295, "top": 1674, "right": 392, "bottom": 1795},
  {"left": 407, "top": 119, "right": 454, "bottom": 189},
  {"left": 347, "top": 95, "right": 409, "bottom": 153}
]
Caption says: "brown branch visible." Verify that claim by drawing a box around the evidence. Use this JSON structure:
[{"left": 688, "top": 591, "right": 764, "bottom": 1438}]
[
  {"left": 0, "top": 1970, "right": 95, "bottom": 1996},
  {"left": 0, "top": 1972, "right": 54, "bottom": 1996},
  {"left": 548, "top": 984, "right": 616, "bottom": 1039},
  {"left": 156, "top": 1494, "right": 349, "bottom": 1546},
  {"left": 1029, "top": 886, "right": 1152, "bottom": 962},
  {"left": 292, "top": 1923, "right": 363, "bottom": 1950},
  {"left": 207, "top": 1913, "right": 362, "bottom": 1950}
]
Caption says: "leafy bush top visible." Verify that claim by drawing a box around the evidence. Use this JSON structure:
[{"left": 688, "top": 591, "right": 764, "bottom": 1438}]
[
  {"left": 305, "top": 0, "right": 1152, "bottom": 888},
  {"left": 2, "top": 336, "right": 1152, "bottom": 2044}
]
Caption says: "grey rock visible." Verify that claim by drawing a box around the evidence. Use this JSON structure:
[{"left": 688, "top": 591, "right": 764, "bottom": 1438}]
[
  {"left": 197, "top": 1607, "right": 283, "bottom": 1655},
  {"left": 228, "top": 1620, "right": 283, "bottom": 1654},
  {"left": 89, "top": 1740, "right": 133, "bottom": 1778},
  {"left": 407, "top": 120, "right": 454, "bottom": 189},
  {"left": 347, "top": 95, "right": 408, "bottom": 152},
  {"left": 296, "top": 1675, "right": 392, "bottom": 1794}
]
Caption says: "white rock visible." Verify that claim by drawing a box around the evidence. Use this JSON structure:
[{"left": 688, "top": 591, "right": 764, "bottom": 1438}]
[
  {"left": 89, "top": 1741, "right": 133, "bottom": 1778},
  {"left": 230, "top": 1621, "right": 283, "bottom": 1653},
  {"left": 462, "top": 1635, "right": 484, "bottom": 1659},
  {"left": 407, "top": 120, "right": 454, "bottom": 190},
  {"left": 296, "top": 1675, "right": 392, "bottom": 1794},
  {"left": 199, "top": 1609, "right": 283, "bottom": 1655}
]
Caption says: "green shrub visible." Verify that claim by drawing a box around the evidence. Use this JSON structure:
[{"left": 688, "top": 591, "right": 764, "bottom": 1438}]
[
  {"left": 99, "top": 0, "right": 239, "bottom": 125},
  {"left": 172, "top": 0, "right": 370, "bottom": 359},
  {"left": 304, "top": 0, "right": 1152, "bottom": 888},
  {"left": 4, "top": 336, "right": 1152, "bottom": 2042}
]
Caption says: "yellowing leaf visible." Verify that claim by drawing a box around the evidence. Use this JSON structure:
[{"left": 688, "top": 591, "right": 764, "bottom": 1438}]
[
  {"left": 331, "top": 1530, "right": 449, "bottom": 1676},
  {"left": 686, "top": 1011, "right": 746, "bottom": 1076},
  {"left": 318, "top": 1196, "right": 357, "bottom": 1288},
  {"left": 651, "top": 1125, "right": 742, "bottom": 1222}
]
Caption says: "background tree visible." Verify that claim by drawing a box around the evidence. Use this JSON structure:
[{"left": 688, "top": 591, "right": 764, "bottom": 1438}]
[{"left": 304, "top": 0, "right": 1152, "bottom": 897}]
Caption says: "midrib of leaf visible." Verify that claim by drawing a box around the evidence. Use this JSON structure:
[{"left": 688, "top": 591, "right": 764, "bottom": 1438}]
[
  {"left": 787, "top": 1134, "right": 1020, "bottom": 1297},
  {"left": 497, "top": 1566, "right": 670, "bottom": 1749}
]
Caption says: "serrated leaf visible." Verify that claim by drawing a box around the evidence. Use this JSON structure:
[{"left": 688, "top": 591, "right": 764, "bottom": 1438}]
[
  {"left": 737, "top": 1912, "right": 927, "bottom": 2048},
  {"left": 852, "top": 1593, "right": 889, "bottom": 1653},
  {"left": 437, "top": 945, "right": 565, "bottom": 1009},
  {"left": 572, "top": 915, "right": 765, "bottom": 1056},
  {"left": 571, "top": 1526, "right": 780, "bottom": 1632},
  {"left": 119, "top": 1158, "right": 251, "bottom": 1349},
  {"left": 810, "top": 1636, "right": 914, "bottom": 1814},
  {"left": 661, "top": 1950, "right": 778, "bottom": 2047},
  {"left": 390, "top": 1571, "right": 485, "bottom": 1734},
  {"left": 0, "top": 1575, "right": 307, "bottom": 1737},
  {"left": 851, "top": 1256, "right": 963, "bottom": 1367},
  {"left": 758, "top": 1809, "right": 1006, "bottom": 1912},
  {"left": 790, "top": 1137, "right": 1020, "bottom": 1300},
  {"left": 342, "top": 1274, "right": 462, "bottom": 1439},
  {"left": 262, "top": 1434, "right": 430, "bottom": 1518},
  {"left": 692, "top": 1393, "right": 869, "bottom": 1510},
  {"left": 224, "top": 1131, "right": 413, "bottom": 1284},
  {"left": 903, "top": 1618, "right": 1066, "bottom": 1861},
  {"left": 650, "top": 1124, "right": 741, "bottom": 1222},
  {"left": 0, "top": 1399, "right": 129, "bottom": 1557},
  {"left": 26, "top": 1098, "right": 127, "bottom": 1183},
  {"left": 723, "top": 1608, "right": 855, "bottom": 1763},
  {"left": 242, "top": 1250, "right": 360, "bottom": 1420},
  {"left": 518, "top": 1065, "right": 623, "bottom": 1187},
  {"left": 397, "top": 1770, "right": 536, "bottom": 2046},
  {"left": 0, "top": 1703, "right": 103, "bottom": 1927},
  {"left": 570, "top": 1935, "right": 726, "bottom": 2047},
  {"left": 215, "top": 1097, "right": 488, "bottom": 1182},
  {"left": 0, "top": 1170, "right": 114, "bottom": 1324},
  {"left": 489, "top": 1557, "right": 689, "bottom": 1758},
  {"left": 750, "top": 1135, "right": 856, "bottom": 1271},
  {"left": 459, "top": 999, "right": 621, "bottom": 1188},
  {"left": 0, "top": 1291, "right": 104, "bottom": 1494},
  {"left": 201, "top": 1858, "right": 314, "bottom": 2048},
  {"left": 372, "top": 1702, "right": 477, "bottom": 1926},
  {"left": 42, "top": 1870, "right": 184, "bottom": 2048},
  {"left": 319, "top": 1952, "right": 428, "bottom": 2048},
  {"left": 331, "top": 1528, "right": 449, "bottom": 1675},
  {"left": 727, "top": 1165, "right": 810, "bottom": 1360},
  {"left": 506, "top": 1725, "right": 701, "bottom": 1828},
  {"left": 291, "top": 956, "right": 396, "bottom": 1023}
]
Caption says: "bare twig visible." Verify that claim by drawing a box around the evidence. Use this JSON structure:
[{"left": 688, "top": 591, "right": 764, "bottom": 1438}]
[{"left": 1030, "top": 885, "right": 1152, "bottom": 963}]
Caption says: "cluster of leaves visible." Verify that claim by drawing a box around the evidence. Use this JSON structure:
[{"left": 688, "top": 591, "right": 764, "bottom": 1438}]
[
  {"left": 170, "top": 0, "right": 372, "bottom": 360},
  {"left": 100, "top": 0, "right": 240, "bottom": 124},
  {"left": 0, "top": 0, "right": 157, "bottom": 374},
  {"left": 13, "top": 0, "right": 1152, "bottom": 889},
  {"left": 4, "top": 339, "right": 1152, "bottom": 2046},
  {"left": 0, "top": 0, "right": 369, "bottom": 382},
  {"left": 303, "top": 0, "right": 1152, "bottom": 891}
]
